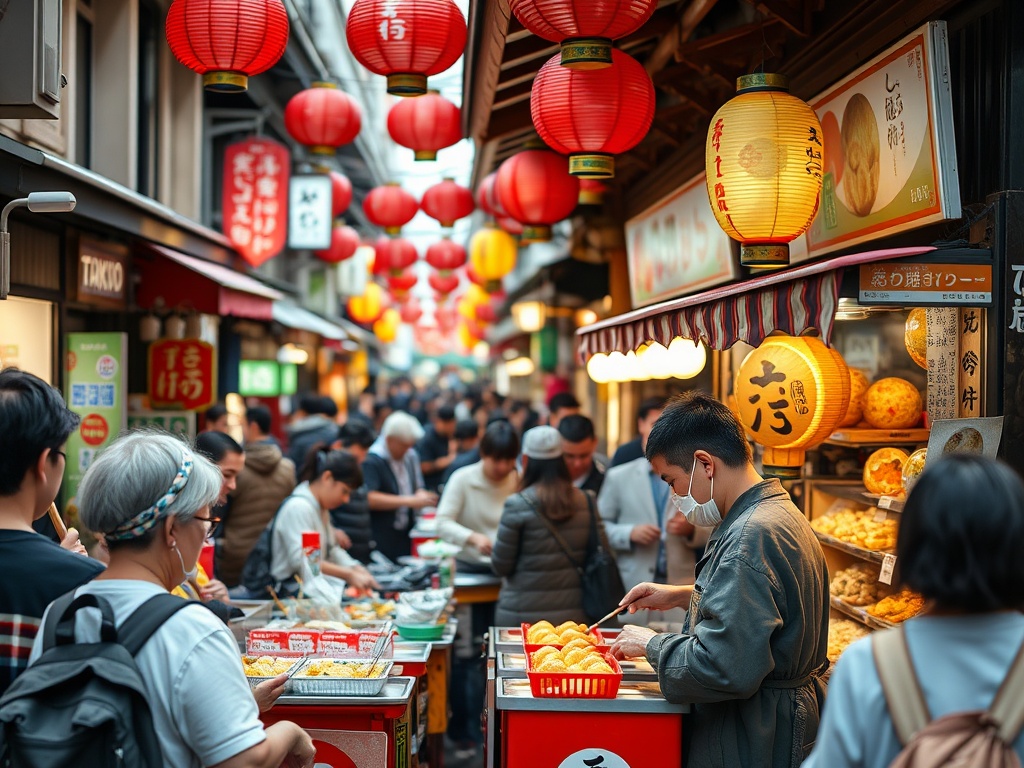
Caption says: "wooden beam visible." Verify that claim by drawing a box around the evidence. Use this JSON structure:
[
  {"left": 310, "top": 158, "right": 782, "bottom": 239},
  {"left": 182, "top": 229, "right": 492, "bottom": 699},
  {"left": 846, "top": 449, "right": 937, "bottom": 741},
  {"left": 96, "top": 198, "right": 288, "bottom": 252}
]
[
  {"left": 501, "top": 35, "right": 559, "bottom": 69},
  {"left": 644, "top": 0, "right": 720, "bottom": 75},
  {"left": 657, "top": 76, "right": 719, "bottom": 115},
  {"left": 496, "top": 59, "right": 544, "bottom": 91},
  {"left": 650, "top": 119, "right": 683, "bottom": 147},
  {"left": 743, "top": 0, "right": 812, "bottom": 37},
  {"left": 465, "top": 0, "right": 513, "bottom": 142},
  {"left": 492, "top": 79, "right": 533, "bottom": 110},
  {"left": 484, "top": 101, "right": 534, "bottom": 141}
]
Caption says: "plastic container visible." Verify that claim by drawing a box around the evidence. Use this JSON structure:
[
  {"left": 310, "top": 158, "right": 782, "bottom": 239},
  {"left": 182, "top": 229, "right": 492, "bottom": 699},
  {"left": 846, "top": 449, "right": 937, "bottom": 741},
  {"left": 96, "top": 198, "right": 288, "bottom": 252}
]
[
  {"left": 396, "top": 622, "right": 447, "bottom": 641},
  {"left": 525, "top": 651, "right": 622, "bottom": 699},
  {"left": 290, "top": 658, "right": 394, "bottom": 696}
]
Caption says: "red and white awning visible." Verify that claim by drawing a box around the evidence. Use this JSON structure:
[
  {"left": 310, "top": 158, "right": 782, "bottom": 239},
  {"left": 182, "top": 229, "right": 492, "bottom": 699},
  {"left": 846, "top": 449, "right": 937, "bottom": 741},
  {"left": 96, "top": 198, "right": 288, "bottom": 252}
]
[{"left": 577, "top": 246, "right": 936, "bottom": 358}]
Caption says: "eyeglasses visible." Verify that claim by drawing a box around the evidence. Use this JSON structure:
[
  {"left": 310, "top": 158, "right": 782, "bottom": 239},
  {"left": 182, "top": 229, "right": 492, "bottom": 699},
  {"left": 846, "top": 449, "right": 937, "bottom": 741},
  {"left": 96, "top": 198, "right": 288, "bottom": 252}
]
[
  {"left": 53, "top": 449, "right": 67, "bottom": 463},
  {"left": 193, "top": 514, "right": 221, "bottom": 532}
]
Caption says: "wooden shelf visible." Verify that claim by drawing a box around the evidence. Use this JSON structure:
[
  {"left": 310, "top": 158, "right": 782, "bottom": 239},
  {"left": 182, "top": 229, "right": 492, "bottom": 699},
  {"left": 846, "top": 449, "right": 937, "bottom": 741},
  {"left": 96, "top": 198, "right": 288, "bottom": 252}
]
[
  {"left": 813, "top": 531, "right": 892, "bottom": 563},
  {"left": 829, "top": 596, "right": 896, "bottom": 631},
  {"left": 813, "top": 482, "right": 905, "bottom": 513},
  {"left": 824, "top": 428, "right": 930, "bottom": 447}
]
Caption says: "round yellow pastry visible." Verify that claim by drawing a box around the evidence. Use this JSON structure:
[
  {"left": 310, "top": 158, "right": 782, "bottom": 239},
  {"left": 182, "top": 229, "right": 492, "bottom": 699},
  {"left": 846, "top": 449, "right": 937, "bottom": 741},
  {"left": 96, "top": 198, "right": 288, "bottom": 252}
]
[
  {"left": 536, "top": 657, "right": 568, "bottom": 672},
  {"left": 863, "top": 447, "right": 909, "bottom": 496},
  {"left": 863, "top": 378, "right": 923, "bottom": 429},
  {"left": 563, "top": 648, "right": 590, "bottom": 667},
  {"left": 905, "top": 308, "right": 927, "bottom": 370},
  {"left": 555, "top": 621, "right": 583, "bottom": 634},
  {"left": 558, "top": 629, "right": 589, "bottom": 644},
  {"left": 561, "top": 637, "right": 595, "bottom": 653},
  {"left": 901, "top": 448, "right": 927, "bottom": 494},
  {"left": 531, "top": 646, "right": 560, "bottom": 666},
  {"left": 839, "top": 369, "right": 871, "bottom": 427}
]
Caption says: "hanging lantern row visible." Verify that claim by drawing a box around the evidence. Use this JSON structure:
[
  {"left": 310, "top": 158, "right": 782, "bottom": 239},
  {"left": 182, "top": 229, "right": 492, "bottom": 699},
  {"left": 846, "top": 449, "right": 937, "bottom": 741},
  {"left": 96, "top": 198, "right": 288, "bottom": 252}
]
[
  {"left": 421, "top": 179, "right": 475, "bottom": 227},
  {"left": 348, "top": 282, "right": 386, "bottom": 325},
  {"left": 469, "top": 226, "right": 518, "bottom": 291},
  {"left": 284, "top": 82, "right": 362, "bottom": 156},
  {"left": 586, "top": 339, "right": 708, "bottom": 384},
  {"left": 425, "top": 238, "right": 467, "bottom": 274},
  {"left": 374, "top": 236, "right": 418, "bottom": 275},
  {"left": 346, "top": 0, "right": 467, "bottom": 96},
  {"left": 531, "top": 49, "right": 655, "bottom": 179},
  {"left": 364, "top": 184, "right": 419, "bottom": 235},
  {"left": 509, "top": 0, "right": 655, "bottom": 69},
  {"left": 704, "top": 73, "right": 823, "bottom": 269},
  {"left": 387, "top": 92, "right": 463, "bottom": 161},
  {"left": 387, "top": 270, "right": 419, "bottom": 299},
  {"left": 166, "top": 0, "right": 289, "bottom": 92}
]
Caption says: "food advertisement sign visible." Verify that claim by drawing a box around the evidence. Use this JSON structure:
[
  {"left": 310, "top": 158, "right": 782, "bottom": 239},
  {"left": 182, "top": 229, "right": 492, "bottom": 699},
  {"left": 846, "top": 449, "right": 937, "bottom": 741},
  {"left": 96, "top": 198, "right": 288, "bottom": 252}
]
[
  {"left": 223, "top": 137, "right": 291, "bottom": 268},
  {"left": 625, "top": 171, "right": 739, "bottom": 308},
  {"left": 791, "top": 21, "right": 960, "bottom": 261},
  {"left": 858, "top": 262, "right": 993, "bottom": 305},
  {"left": 64, "top": 332, "right": 127, "bottom": 505},
  {"left": 147, "top": 339, "right": 216, "bottom": 411}
]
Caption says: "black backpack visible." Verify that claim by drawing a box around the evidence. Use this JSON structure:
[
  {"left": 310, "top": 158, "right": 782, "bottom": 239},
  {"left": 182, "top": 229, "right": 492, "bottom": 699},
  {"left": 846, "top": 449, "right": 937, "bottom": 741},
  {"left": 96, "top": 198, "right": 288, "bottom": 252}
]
[
  {"left": 0, "top": 591, "right": 197, "bottom": 768},
  {"left": 240, "top": 494, "right": 303, "bottom": 598}
]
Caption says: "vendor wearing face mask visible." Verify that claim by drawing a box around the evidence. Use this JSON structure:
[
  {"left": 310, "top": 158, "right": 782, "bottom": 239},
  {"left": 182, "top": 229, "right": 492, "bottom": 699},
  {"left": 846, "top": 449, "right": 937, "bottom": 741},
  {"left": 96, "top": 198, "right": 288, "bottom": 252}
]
[{"left": 609, "top": 392, "right": 829, "bottom": 768}]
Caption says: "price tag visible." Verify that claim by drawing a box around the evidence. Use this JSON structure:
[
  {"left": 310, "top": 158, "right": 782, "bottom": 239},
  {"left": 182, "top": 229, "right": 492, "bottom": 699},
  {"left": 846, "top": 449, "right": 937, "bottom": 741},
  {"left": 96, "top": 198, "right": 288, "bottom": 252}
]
[
  {"left": 878, "top": 496, "right": 898, "bottom": 510},
  {"left": 874, "top": 509, "right": 889, "bottom": 523},
  {"left": 879, "top": 554, "right": 897, "bottom": 585}
]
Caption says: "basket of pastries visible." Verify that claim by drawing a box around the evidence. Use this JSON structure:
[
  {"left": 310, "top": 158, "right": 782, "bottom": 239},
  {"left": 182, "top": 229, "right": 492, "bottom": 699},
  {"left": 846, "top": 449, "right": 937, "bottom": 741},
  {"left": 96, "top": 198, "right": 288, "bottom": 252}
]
[
  {"left": 526, "top": 640, "right": 622, "bottom": 699},
  {"left": 289, "top": 658, "right": 393, "bottom": 696},
  {"left": 829, "top": 563, "right": 893, "bottom": 606},
  {"left": 522, "top": 620, "right": 605, "bottom": 653}
]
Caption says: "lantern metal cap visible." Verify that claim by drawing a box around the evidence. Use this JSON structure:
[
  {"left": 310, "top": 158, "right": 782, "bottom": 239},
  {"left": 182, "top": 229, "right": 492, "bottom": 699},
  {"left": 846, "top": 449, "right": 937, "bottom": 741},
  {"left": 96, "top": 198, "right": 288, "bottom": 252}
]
[
  {"left": 736, "top": 73, "right": 790, "bottom": 93},
  {"left": 560, "top": 37, "right": 613, "bottom": 70},
  {"left": 570, "top": 153, "right": 615, "bottom": 179},
  {"left": 312, "top": 80, "right": 338, "bottom": 89},
  {"left": 414, "top": 150, "right": 438, "bottom": 161},
  {"left": 387, "top": 73, "right": 428, "bottom": 96},
  {"left": 203, "top": 71, "right": 248, "bottom": 93}
]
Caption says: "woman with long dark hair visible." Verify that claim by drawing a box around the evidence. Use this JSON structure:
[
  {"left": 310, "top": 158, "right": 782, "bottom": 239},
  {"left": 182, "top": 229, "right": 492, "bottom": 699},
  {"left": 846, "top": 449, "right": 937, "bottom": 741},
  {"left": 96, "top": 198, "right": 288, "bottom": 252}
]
[
  {"left": 268, "top": 445, "right": 378, "bottom": 593},
  {"left": 491, "top": 426, "right": 595, "bottom": 626}
]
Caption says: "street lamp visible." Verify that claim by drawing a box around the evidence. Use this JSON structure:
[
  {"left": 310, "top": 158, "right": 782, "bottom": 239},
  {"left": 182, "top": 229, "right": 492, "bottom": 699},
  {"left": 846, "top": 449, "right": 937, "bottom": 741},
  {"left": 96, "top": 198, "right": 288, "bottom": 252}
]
[{"left": 1, "top": 191, "right": 77, "bottom": 299}]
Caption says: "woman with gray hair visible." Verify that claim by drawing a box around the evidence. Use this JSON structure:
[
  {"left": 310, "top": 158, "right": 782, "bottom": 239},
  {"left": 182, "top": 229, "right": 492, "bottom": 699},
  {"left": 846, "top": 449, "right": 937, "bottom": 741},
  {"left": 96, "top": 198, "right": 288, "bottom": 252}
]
[{"left": 30, "top": 431, "right": 315, "bottom": 768}]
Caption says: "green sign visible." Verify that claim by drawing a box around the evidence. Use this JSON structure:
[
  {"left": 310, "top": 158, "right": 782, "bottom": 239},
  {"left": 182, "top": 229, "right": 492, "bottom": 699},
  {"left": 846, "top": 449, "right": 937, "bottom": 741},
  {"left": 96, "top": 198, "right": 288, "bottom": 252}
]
[
  {"left": 127, "top": 411, "right": 196, "bottom": 438},
  {"left": 64, "top": 332, "right": 127, "bottom": 508},
  {"left": 238, "top": 361, "right": 298, "bottom": 396}
]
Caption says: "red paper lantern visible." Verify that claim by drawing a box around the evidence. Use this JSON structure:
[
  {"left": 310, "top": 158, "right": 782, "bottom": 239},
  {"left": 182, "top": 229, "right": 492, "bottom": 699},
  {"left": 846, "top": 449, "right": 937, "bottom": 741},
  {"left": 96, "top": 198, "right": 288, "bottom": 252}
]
[
  {"left": 330, "top": 172, "right": 353, "bottom": 217},
  {"left": 509, "top": 0, "right": 655, "bottom": 69},
  {"left": 315, "top": 224, "right": 361, "bottom": 263},
  {"left": 375, "top": 236, "right": 418, "bottom": 275},
  {"left": 579, "top": 178, "right": 609, "bottom": 206},
  {"left": 425, "top": 239, "right": 467, "bottom": 274},
  {"left": 531, "top": 50, "right": 654, "bottom": 179},
  {"left": 476, "top": 172, "right": 506, "bottom": 218},
  {"left": 345, "top": 0, "right": 467, "bottom": 96},
  {"left": 364, "top": 184, "right": 419, "bottom": 235},
  {"left": 436, "top": 304, "right": 458, "bottom": 332},
  {"left": 400, "top": 298, "right": 424, "bottom": 324},
  {"left": 465, "top": 265, "right": 487, "bottom": 289},
  {"left": 497, "top": 216, "right": 524, "bottom": 236},
  {"left": 165, "top": 0, "right": 289, "bottom": 92},
  {"left": 284, "top": 83, "right": 362, "bottom": 156},
  {"left": 387, "top": 270, "right": 418, "bottom": 298},
  {"left": 429, "top": 272, "right": 460, "bottom": 297},
  {"left": 496, "top": 149, "right": 580, "bottom": 242},
  {"left": 475, "top": 301, "right": 497, "bottom": 325},
  {"left": 387, "top": 93, "right": 462, "bottom": 161},
  {"left": 421, "top": 179, "right": 475, "bottom": 227}
]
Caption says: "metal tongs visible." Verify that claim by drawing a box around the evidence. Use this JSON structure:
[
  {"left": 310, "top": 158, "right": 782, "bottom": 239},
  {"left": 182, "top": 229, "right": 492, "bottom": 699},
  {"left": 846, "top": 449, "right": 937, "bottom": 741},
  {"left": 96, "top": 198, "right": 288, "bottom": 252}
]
[{"left": 361, "top": 620, "right": 394, "bottom": 678}]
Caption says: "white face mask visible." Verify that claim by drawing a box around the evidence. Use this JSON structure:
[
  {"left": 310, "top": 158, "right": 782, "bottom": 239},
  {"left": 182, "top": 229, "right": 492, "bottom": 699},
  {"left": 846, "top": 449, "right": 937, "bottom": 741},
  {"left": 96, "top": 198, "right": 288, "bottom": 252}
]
[
  {"left": 173, "top": 543, "right": 199, "bottom": 582},
  {"left": 671, "top": 459, "right": 722, "bottom": 527}
]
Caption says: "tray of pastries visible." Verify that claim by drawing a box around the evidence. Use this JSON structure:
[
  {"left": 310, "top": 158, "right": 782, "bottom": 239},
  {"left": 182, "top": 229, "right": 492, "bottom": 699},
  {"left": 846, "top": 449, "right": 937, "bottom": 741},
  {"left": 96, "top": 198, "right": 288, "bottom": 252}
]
[
  {"left": 290, "top": 658, "right": 393, "bottom": 696},
  {"left": 811, "top": 505, "right": 898, "bottom": 551},
  {"left": 526, "top": 641, "right": 621, "bottom": 699},
  {"left": 829, "top": 563, "right": 893, "bottom": 606},
  {"left": 241, "top": 656, "right": 303, "bottom": 689},
  {"left": 866, "top": 588, "right": 925, "bottom": 623},
  {"left": 522, "top": 620, "right": 604, "bottom": 652},
  {"left": 827, "top": 619, "right": 870, "bottom": 664}
]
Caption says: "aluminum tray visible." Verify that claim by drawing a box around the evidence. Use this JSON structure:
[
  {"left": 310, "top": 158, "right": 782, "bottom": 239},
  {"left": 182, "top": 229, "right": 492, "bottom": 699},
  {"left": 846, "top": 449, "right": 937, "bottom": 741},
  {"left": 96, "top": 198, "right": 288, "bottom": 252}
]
[
  {"left": 290, "top": 659, "right": 394, "bottom": 696},
  {"left": 497, "top": 677, "right": 688, "bottom": 713},
  {"left": 277, "top": 676, "right": 416, "bottom": 707},
  {"left": 241, "top": 656, "right": 303, "bottom": 691}
]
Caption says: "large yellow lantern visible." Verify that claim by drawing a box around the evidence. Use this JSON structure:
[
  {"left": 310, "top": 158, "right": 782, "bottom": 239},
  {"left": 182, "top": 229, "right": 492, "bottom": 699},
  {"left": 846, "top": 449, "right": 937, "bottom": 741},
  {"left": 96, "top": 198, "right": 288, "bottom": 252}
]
[
  {"left": 469, "top": 226, "right": 518, "bottom": 292},
  {"left": 347, "top": 282, "right": 385, "bottom": 325},
  {"left": 372, "top": 307, "right": 401, "bottom": 343},
  {"left": 706, "top": 73, "right": 823, "bottom": 268},
  {"left": 735, "top": 335, "right": 850, "bottom": 477},
  {"left": 458, "top": 322, "right": 481, "bottom": 350}
]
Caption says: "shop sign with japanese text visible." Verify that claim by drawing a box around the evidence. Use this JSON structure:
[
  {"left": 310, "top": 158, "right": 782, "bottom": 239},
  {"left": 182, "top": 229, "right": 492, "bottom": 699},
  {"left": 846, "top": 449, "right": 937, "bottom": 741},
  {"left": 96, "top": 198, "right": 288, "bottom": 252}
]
[
  {"left": 64, "top": 333, "right": 127, "bottom": 505},
  {"left": 288, "top": 175, "right": 333, "bottom": 250},
  {"left": 222, "top": 137, "right": 290, "bottom": 267},
  {"left": 148, "top": 339, "right": 216, "bottom": 411},
  {"left": 625, "top": 171, "right": 738, "bottom": 308},
  {"left": 77, "top": 238, "right": 128, "bottom": 308},
  {"left": 859, "top": 262, "right": 992, "bottom": 305},
  {"left": 790, "top": 21, "right": 960, "bottom": 261}
]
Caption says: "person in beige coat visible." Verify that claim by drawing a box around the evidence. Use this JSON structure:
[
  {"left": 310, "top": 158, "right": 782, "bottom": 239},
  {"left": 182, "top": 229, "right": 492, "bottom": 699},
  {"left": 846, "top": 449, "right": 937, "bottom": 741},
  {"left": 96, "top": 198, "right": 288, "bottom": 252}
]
[{"left": 218, "top": 408, "right": 296, "bottom": 586}]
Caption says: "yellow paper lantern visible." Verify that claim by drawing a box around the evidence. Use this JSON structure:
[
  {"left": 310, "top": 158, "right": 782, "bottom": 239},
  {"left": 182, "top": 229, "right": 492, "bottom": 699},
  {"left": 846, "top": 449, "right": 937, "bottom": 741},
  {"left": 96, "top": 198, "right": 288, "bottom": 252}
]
[
  {"left": 458, "top": 322, "right": 481, "bottom": 350},
  {"left": 735, "top": 335, "right": 850, "bottom": 477},
  {"left": 347, "top": 282, "right": 385, "bottom": 325},
  {"left": 469, "top": 226, "right": 518, "bottom": 291},
  {"left": 705, "top": 73, "right": 823, "bottom": 268},
  {"left": 904, "top": 308, "right": 927, "bottom": 369},
  {"left": 372, "top": 308, "right": 401, "bottom": 343}
]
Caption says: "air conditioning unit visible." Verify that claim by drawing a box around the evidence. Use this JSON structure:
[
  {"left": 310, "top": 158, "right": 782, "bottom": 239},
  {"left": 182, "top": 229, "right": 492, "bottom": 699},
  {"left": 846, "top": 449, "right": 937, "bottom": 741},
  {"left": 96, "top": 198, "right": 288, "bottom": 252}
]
[{"left": 0, "top": 0, "right": 62, "bottom": 119}]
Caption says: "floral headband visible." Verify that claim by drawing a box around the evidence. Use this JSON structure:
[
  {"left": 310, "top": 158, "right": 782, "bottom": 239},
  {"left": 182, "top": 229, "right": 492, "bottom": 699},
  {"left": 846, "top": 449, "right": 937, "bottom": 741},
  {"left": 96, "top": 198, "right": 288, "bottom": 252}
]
[{"left": 104, "top": 450, "right": 194, "bottom": 542}]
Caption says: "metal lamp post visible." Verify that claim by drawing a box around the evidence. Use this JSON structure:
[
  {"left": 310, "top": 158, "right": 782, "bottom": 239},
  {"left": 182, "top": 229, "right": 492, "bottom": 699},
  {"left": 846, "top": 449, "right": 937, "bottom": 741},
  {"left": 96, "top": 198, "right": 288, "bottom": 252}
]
[{"left": 1, "top": 191, "right": 77, "bottom": 299}]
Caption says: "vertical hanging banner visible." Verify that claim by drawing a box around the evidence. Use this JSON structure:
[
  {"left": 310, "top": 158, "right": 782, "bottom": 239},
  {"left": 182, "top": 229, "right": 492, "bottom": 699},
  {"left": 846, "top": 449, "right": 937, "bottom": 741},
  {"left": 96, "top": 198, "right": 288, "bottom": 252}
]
[
  {"left": 288, "top": 174, "right": 334, "bottom": 250},
  {"left": 958, "top": 307, "right": 984, "bottom": 417},
  {"left": 64, "top": 333, "right": 128, "bottom": 507},
  {"left": 223, "top": 137, "right": 291, "bottom": 267},
  {"left": 925, "top": 307, "right": 958, "bottom": 422}
]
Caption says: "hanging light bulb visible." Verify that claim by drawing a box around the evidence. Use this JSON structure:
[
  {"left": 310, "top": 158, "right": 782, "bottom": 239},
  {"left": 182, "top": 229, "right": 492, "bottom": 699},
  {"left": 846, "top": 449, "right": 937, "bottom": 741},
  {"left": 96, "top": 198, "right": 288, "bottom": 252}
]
[
  {"left": 668, "top": 337, "right": 707, "bottom": 379},
  {"left": 586, "top": 352, "right": 612, "bottom": 384},
  {"left": 637, "top": 341, "right": 672, "bottom": 379}
]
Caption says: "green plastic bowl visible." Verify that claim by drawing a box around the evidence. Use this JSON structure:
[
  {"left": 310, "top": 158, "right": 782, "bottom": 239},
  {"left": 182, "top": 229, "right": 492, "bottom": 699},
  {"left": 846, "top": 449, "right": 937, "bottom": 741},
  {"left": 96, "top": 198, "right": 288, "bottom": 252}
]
[{"left": 396, "top": 623, "right": 446, "bottom": 641}]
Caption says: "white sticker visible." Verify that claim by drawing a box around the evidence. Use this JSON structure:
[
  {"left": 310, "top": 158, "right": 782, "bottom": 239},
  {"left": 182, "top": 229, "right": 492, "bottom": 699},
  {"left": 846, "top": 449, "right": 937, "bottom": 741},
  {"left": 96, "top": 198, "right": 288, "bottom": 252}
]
[
  {"left": 558, "top": 749, "right": 632, "bottom": 768},
  {"left": 874, "top": 509, "right": 889, "bottom": 523},
  {"left": 879, "top": 554, "right": 897, "bottom": 585},
  {"left": 878, "top": 496, "right": 897, "bottom": 510}
]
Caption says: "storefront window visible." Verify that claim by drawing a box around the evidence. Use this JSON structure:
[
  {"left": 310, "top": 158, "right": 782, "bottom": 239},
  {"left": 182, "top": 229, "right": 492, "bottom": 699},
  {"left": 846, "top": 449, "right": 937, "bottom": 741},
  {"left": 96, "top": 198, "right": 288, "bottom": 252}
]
[{"left": 0, "top": 297, "right": 55, "bottom": 382}]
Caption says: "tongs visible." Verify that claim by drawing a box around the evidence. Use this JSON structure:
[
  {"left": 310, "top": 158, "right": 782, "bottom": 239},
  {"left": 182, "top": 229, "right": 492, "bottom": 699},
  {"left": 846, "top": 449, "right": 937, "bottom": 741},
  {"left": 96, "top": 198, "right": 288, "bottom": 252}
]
[{"left": 361, "top": 620, "right": 394, "bottom": 677}]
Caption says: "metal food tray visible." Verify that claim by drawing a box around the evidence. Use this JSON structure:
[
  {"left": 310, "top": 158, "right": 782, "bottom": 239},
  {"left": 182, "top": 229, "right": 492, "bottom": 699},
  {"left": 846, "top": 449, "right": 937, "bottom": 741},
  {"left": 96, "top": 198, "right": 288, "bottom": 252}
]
[
  {"left": 241, "top": 656, "right": 304, "bottom": 691},
  {"left": 290, "top": 659, "right": 394, "bottom": 696}
]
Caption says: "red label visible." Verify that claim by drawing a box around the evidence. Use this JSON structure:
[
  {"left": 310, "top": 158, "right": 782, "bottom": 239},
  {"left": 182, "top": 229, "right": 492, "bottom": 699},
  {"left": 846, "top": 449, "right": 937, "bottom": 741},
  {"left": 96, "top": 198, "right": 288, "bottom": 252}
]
[
  {"left": 147, "top": 339, "right": 216, "bottom": 411},
  {"left": 246, "top": 630, "right": 320, "bottom": 657},
  {"left": 222, "top": 137, "right": 290, "bottom": 267},
  {"left": 80, "top": 414, "right": 109, "bottom": 446},
  {"left": 66, "top": 351, "right": 77, "bottom": 371}
]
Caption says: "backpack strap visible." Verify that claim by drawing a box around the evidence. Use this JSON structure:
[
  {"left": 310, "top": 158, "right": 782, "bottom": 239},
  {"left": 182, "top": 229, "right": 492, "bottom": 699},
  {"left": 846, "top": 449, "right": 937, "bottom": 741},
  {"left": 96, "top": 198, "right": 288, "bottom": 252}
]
[
  {"left": 872, "top": 626, "right": 931, "bottom": 746},
  {"left": 42, "top": 591, "right": 118, "bottom": 650},
  {"left": 117, "top": 594, "right": 207, "bottom": 656},
  {"left": 988, "top": 640, "right": 1024, "bottom": 743}
]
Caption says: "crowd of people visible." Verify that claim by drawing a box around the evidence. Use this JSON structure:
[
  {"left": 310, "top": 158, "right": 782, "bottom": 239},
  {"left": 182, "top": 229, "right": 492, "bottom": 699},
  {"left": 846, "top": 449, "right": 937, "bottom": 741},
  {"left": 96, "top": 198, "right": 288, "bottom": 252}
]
[{"left": 3, "top": 365, "right": 1024, "bottom": 768}]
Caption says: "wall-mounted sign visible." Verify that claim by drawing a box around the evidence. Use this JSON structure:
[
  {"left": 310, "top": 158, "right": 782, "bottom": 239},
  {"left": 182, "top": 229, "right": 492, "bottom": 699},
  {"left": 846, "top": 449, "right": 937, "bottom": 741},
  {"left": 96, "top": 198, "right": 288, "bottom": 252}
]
[
  {"left": 858, "top": 262, "right": 992, "bottom": 305},
  {"left": 77, "top": 238, "right": 128, "bottom": 307},
  {"left": 223, "top": 137, "right": 291, "bottom": 267},
  {"left": 148, "top": 339, "right": 216, "bottom": 411},
  {"left": 238, "top": 360, "right": 298, "bottom": 397},
  {"left": 64, "top": 332, "right": 127, "bottom": 505},
  {"left": 792, "top": 21, "right": 960, "bottom": 261},
  {"left": 127, "top": 410, "right": 196, "bottom": 438},
  {"left": 625, "top": 171, "right": 739, "bottom": 309},
  {"left": 288, "top": 175, "right": 333, "bottom": 251}
]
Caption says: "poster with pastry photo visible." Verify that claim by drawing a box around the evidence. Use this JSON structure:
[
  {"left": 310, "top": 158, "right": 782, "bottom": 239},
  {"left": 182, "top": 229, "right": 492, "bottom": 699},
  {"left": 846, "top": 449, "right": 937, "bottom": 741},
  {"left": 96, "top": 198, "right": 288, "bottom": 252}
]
[{"left": 925, "top": 417, "right": 1004, "bottom": 468}]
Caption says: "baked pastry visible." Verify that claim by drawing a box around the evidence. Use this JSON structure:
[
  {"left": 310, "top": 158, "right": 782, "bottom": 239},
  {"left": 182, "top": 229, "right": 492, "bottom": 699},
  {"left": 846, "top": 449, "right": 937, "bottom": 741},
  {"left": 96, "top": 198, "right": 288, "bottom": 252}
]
[
  {"left": 901, "top": 448, "right": 927, "bottom": 494},
  {"left": 863, "top": 447, "right": 909, "bottom": 496},
  {"left": 841, "top": 93, "right": 880, "bottom": 216},
  {"left": 839, "top": 369, "right": 871, "bottom": 428},
  {"left": 905, "top": 309, "right": 927, "bottom": 369},
  {"left": 298, "top": 660, "right": 387, "bottom": 678},
  {"left": 242, "top": 656, "right": 294, "bottom": 677},
  {"left": 867, "top": 588, "right": 925, "bottom": 623},
  {"left": 827, "top": 620, "right": 869, "bottom": 663},
  {"left": 830, "top": 563, "right": 892, "bottom": 606},
  {"left": 529, "top": 643, "right": 615, "bottom": 674},
  {"left": 863, "top": 378, "right": 923, "bottom": 430},
  {"left": 811, "top": 508, "right": 897, "bottom": 550}
]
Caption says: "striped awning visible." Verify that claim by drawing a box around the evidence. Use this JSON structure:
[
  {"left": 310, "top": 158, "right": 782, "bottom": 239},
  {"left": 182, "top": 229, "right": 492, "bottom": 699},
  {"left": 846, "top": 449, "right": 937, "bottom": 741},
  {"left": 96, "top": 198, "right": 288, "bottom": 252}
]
[{"left": 577, "top": 246, "right": 936, "bottom": 358}]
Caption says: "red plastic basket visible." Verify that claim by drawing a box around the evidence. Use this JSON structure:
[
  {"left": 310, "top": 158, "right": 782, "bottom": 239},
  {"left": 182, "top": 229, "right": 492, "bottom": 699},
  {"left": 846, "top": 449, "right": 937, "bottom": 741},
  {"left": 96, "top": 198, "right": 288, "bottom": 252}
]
[
  {"left": 525, "top": 650, "right": 623, "bottom": 699},
  {"left": 520, "top": 622, "right": 605, "bottom": 654}
]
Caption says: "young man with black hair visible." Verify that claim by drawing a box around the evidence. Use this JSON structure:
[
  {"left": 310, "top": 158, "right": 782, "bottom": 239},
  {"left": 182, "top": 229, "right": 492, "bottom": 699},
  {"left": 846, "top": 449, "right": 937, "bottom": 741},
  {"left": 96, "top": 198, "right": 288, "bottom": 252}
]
[
  {"left": 417, "top": 404, "right": 458, "bottom": 493},
  {"left": 203, "top": 403, "right": 230, "bottom": 433},
  {"left": 546, "top": 391, "right": 580, "bottom": 430},
  {"left": 610, "top": 392, "right": 828, "bottom": 768},
  {"left": 285, "top": 393, "right": 339, "bottom": 473},
  {"left": 0, "top": 369, "right": 104, "bottom": 696},
  {"left": 558, "top": 414, "right": 604, "bottom": 495},
  {"left": 609, "top": 396, "right": 666, "bottom": 468}
]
